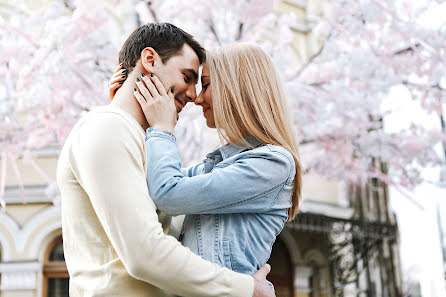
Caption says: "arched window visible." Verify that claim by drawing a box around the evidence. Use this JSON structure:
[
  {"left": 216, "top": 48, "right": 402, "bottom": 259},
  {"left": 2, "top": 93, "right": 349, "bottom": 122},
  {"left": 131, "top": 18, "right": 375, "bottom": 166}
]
[
  {"left": 42, "top": 236, "right": 69, "bottom": 297},
  {"left": 268, "top": 237, "right": 294, "bottom": 297}
]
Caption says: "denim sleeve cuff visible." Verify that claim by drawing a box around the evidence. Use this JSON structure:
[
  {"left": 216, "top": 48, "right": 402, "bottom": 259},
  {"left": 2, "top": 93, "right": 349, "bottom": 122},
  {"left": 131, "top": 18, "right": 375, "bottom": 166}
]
[{"left": 145, "top": 127, "right": 176, "bottom": 142}]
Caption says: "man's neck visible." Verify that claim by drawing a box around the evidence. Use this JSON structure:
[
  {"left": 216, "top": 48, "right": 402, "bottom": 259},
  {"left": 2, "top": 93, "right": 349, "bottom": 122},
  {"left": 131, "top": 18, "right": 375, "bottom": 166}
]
[{"left": 110, "top": 66, "right": 149, "bottom": 131}]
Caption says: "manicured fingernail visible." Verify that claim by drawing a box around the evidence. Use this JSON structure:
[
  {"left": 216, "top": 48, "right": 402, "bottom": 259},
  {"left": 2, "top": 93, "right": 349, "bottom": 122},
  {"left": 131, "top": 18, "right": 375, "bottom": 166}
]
[
  {"left": 150, "top": 73, "right": 154, "bottom": 77},
  {"left": 119, "top": 81, "right": 124, "bottom": 84},
  {"left": 170, "top": 87, "right": 175, "bottom": 93},
  {"left": 141, "top": 72, "right": 146, "bottom": 77},
  {"left": 121, "top": 75, "right": 126, "bottom": 78},
  {"left": 134, "top": 88, "right": 137, "bottom": 92},
  {"left": 136, "top": 78, "right": 140, "bottom": 82},
  {"left": 122, "top": 69, "right": 127, "bottom": 73},
  {"left": 119, "top": 63, "right": 123, "bottom": 66}
]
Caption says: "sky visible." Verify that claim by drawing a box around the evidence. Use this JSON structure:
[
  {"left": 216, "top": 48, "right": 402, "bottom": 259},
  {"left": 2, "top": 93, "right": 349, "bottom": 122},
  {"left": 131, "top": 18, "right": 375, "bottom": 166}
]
[{"left": 390, "top": 185, "right": 446, "bottom": 296}]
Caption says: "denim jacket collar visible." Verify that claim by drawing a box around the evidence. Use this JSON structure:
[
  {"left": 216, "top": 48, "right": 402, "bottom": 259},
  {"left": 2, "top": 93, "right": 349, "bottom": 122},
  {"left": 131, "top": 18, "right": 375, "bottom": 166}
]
[{"left": 206, "top": 136, "right": 264, "bottom": 160}]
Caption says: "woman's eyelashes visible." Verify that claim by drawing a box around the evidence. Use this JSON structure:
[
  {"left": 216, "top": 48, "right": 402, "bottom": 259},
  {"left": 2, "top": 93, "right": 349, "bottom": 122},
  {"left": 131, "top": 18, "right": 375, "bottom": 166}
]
[
  {"left": 202, "top": 83, "right": 209, "bottom": 90},
  {"left": 183, "top": 74, "right": 191, "bottom": 83}
]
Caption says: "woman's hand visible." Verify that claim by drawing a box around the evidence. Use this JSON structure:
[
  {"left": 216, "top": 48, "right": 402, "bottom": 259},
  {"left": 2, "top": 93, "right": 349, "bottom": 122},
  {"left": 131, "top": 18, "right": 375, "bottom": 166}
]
[
  {"left": 108, "top": 63, "right": 127, "bottom": 100},
  {"left": 134, "top": 73, "right": 177, "bottom": 133}
]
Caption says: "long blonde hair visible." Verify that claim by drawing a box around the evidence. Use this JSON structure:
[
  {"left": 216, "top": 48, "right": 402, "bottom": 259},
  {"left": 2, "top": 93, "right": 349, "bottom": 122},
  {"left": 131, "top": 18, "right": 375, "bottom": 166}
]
[{"left": 206, "top": 43, "right": 302, "bottom": 221}]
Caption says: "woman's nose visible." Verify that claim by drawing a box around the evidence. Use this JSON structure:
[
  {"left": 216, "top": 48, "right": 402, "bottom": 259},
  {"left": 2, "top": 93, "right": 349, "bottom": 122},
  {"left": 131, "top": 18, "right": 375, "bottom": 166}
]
[{"left": 195, "top": 91, "right": 204, "bottom": 105}]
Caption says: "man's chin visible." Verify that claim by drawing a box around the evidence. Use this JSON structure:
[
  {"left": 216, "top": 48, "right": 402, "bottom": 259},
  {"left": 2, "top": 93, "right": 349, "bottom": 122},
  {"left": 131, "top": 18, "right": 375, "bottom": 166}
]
[
  {"left": 174, "top": 102, "right": 183, "bottom": 114},
  {"left": 174, "top": 98, "right": 185, "bottom": 113}
]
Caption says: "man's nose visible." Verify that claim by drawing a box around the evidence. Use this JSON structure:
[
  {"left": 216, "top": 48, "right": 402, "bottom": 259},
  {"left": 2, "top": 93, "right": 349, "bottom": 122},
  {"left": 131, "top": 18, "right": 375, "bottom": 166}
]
[{"left": 185, "top": 84, "right": 197, "bottom": 103}]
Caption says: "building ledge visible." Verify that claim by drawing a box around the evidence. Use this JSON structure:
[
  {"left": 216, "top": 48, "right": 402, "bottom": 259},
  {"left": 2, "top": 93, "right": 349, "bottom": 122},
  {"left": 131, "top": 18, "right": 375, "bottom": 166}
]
[
  {"left": 300, "top": 199, "right": 353, "bottom": 219},
  {"left": 3, "top": 185, "right": 54, "bottom": 204},
  {"left": 288, "top": 212, "right": 398, "bottom": 241}
]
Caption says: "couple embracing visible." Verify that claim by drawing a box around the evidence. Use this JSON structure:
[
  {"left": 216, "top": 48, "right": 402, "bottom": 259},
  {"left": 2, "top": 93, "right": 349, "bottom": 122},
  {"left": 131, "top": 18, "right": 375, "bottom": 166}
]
[{"left": 57, "top": 22, "right": 303, "bottom": 297}]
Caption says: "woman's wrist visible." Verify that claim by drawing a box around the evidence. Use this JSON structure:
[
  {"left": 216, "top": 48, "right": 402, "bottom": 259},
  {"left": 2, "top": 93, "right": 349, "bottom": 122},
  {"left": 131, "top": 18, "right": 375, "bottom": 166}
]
[
  {"left": 146, "top": 127, "right": 176, "bottom": 142},
  {"left": 152, "top": 125, "right": 175, "bottom": 134}
]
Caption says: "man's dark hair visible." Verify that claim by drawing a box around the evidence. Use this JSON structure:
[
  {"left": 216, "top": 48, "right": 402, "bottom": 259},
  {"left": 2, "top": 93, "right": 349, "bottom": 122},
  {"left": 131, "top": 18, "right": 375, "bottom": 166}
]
[{"left": 119, "top": 22, "right": 206, "bottom": 74}]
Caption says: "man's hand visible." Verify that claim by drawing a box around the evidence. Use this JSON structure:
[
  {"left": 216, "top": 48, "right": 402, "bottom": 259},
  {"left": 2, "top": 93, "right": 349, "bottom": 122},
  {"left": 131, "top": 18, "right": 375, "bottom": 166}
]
[{"left": 252, "top": 264, "right": 275, "bottom": 297}]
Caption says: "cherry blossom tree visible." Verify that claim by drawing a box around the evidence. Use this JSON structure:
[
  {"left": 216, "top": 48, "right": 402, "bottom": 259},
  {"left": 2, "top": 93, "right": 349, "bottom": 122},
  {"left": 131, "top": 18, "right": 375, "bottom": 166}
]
[
  {"left": 291, "top": 0, "right": 446, "bottom": 190},
  {"left": 1, "top": 0, "right": 444, "bottom": 204},
  {"left": 0, "top": 0, "right": 128, "bottom": 202}
]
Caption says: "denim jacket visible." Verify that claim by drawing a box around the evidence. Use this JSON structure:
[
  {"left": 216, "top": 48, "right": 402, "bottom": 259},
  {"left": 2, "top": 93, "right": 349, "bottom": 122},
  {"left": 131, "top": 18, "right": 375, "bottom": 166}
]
[{"left": 145, "top": 128, "right": 295, "bottom": 280}]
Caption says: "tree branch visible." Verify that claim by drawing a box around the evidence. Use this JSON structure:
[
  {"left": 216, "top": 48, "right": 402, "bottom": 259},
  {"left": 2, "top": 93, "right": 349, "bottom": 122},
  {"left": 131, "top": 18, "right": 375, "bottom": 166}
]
[
  {"left": 402, "top": 80, "right": 446, "bottom": 92},
  {"left": 147, "top": 1, "right": 159, "bottom": 22},
  {"left": 208, "top": 19, "right": 221, "bottom": 45},
  {"left": 235, "top": 22, "right": 244, "bottom": 41},
  {"left": 288, "top": 31, "right": 332, "bottom": 81}
]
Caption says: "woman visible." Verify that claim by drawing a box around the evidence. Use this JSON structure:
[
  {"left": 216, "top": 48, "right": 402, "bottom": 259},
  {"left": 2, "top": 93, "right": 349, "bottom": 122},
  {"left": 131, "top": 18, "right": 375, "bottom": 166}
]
[{"left": 111, "top": 43, "right": 302, "bottom": 289}]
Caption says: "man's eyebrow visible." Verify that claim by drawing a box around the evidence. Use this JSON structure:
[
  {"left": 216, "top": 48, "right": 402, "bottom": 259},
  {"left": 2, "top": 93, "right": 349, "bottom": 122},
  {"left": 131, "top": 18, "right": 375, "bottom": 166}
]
[{"left": 183, "top": 68, "right": 198, "bottom": 83}]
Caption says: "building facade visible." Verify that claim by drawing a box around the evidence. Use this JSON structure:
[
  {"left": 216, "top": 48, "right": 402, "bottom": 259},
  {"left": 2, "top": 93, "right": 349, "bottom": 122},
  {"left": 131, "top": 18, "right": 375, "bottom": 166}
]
[
  {"left": 267, "top": 168, "right": 402, "bottom": 297},
  {"left": 0, "top": 155, "right": 403, "bottom": 297},
  {"left": 0, "top": 147, "right": 66, "bottom": 297}
]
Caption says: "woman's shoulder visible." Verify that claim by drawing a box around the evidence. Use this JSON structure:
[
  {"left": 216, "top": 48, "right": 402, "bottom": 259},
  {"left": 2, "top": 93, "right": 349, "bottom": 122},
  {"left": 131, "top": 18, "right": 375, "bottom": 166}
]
[
  {"left": 248, "top": 144, "right": 294, "bottom": 165},
  {"left": 232, "top": 144, "right": 295, "bottom": 180},
  {"left": 233, "top": 144, "right": 295, "bottom": 186}
]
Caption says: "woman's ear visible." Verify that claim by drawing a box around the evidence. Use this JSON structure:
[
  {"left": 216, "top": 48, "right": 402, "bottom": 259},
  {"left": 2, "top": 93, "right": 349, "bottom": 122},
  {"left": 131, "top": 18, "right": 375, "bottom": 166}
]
[{"left": 141, "top": 47, "right": 158, "bottom": 72}]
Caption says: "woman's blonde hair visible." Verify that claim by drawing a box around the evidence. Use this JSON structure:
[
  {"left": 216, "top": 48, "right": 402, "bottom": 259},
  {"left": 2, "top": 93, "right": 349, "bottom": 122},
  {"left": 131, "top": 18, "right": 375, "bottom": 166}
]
[{"left": 206, "top": 43, "right": 302, "bottom": 221}]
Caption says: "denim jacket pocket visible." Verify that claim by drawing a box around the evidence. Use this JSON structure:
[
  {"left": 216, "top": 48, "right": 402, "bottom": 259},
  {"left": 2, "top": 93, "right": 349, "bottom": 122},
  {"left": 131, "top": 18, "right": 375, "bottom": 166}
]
[{"left": 222, "top": 238, "right": 233, "bottom": 270}]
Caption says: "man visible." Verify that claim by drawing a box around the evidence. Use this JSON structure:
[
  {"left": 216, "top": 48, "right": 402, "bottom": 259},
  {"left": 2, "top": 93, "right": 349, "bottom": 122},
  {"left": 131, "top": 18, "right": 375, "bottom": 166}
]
[{"left": 57, "top": 23, "right": 275, "bottom": 297}]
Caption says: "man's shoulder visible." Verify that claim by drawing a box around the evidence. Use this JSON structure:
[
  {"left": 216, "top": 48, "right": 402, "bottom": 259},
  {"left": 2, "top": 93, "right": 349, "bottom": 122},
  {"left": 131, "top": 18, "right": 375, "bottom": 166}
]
[
  {"left": 85, "top": 106, "right": 140, "bottom": 129},
  {"left": 74, "top": 106, "right": 144, "bottom": 140},
  {"left": 62, "top": 106, "right": 145, "bottom": 157}
]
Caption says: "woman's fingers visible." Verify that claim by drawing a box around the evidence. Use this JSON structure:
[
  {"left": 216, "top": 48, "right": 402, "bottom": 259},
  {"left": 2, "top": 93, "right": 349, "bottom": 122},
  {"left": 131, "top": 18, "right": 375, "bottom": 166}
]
[
  {"left": 111, "top": 64, "right": 126, "bottom": 80},
  {"left": 149, "top": 74, "right": 168, "bottom": 97},
  {"left": 133, "top": 87, "right": 147, "bottom": 107},
  {"left": 109, "top": 81, "right": 124, "bottom": 100},
  {"left": 135, "top": 77, "right": 154, "bottom": 101},
  {"left": 139, "top": 73, "right": 160, "bottom": 99},
  {"left": 109, "top": 81, "right": 123, "bottom": 92},
  {"left": 109, "top": 64, "right": 126, "bottom": 100},
  {"left": 114, "top": 63, "right": 123, "bottom": 73},
  {"left": 109, "top": 75, "right": 126, "bottom": 85},
  {"left": 112, "top": 69, "right": 127, "bottom": 79}
]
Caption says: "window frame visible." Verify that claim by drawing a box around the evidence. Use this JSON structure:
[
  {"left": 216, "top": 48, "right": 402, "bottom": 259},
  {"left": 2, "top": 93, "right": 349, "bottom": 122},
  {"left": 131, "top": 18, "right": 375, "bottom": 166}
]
[{"left": 42, "top": 236, "right": 69, "bottom": 297}]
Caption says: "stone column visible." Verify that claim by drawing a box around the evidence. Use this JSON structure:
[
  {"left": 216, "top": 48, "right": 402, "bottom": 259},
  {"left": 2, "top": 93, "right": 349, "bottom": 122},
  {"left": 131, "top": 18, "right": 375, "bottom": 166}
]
[{"left": 319, "top": 267, "right": 330, "bottom": 297}]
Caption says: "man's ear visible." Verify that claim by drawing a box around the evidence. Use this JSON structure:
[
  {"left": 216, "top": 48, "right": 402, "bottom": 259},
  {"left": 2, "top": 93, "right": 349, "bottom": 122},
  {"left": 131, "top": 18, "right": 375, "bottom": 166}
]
[{"left": 141, "top": 47, "right": 158, "bottom": 72}]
